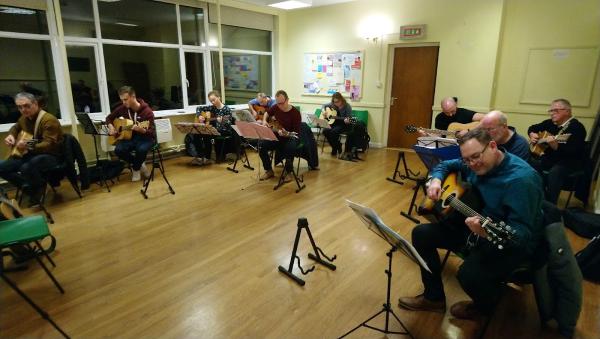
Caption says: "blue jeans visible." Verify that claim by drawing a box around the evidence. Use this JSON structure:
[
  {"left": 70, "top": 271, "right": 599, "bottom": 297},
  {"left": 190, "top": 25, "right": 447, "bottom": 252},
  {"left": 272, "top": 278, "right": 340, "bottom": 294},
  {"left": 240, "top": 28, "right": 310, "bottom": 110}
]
[
  {"left": 114, "top": 134, "right": 154, "bottom": 170},
  {"left": 0, "top": 153, "right": 59, "bottom": 191}
]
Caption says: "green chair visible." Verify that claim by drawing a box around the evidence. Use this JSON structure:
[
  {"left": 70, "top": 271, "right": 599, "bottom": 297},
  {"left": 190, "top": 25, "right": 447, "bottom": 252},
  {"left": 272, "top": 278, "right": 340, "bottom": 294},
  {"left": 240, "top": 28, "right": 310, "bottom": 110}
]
[
  {"left": 352, "top": 109, "right": 369, "bottom": 126},
  {"left": 0, "top": 215, "right": 69, "bottom": 338}
]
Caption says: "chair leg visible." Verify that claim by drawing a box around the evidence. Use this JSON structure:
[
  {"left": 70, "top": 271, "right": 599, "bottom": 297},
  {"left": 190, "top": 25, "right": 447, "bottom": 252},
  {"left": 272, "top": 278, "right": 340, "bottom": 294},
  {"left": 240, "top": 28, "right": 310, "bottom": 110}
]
[
  {"left": 0, "top": 273, "right": 70, "bottom": 338},
  {"left": 26, "top": 243, "right": 64, "bottom": 294}
]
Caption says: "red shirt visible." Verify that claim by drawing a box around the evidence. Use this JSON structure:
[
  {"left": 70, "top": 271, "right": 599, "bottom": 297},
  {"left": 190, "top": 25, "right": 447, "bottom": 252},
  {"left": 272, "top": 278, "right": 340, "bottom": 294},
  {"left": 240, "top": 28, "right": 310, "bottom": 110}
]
[{"left": 268, "top": 105, "right": 301, "bottom": 134}]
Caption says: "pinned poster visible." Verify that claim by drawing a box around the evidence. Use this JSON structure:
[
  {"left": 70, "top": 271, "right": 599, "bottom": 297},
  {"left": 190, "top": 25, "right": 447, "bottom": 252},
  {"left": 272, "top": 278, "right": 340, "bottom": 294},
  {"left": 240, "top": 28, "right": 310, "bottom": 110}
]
[{"left": 303, "top": 51, "right": 363, "bottom": 99}]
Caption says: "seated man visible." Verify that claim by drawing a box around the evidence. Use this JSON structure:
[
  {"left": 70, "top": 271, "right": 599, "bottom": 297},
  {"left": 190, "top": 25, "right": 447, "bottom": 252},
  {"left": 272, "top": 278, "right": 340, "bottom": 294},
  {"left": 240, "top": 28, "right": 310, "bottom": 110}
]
[
  {"left": 106, "top": 86, "right": 155, "bottom": 182},
  {"left": 0, "top": 92, "right": 63, "bottom": 203},
  {"left": 259, "top": 90, "right": 301, "bottom": 181},
  {"left": 480, "top": 110, "right": 530, "bottom": 161},
  {"left": 399, "top": 128, "right": 544, "bottom": 320},
  {"left": 420, "top": 97, "right": 484, "bottom": 137},
  {"left": 248, "top": 92, "right": 276, "bottom": 123},
  {"left": 527, "top": 98, "right": 587, "bottom": 204},
  {"left": 321, "top": 92, "right": 353, "bottom": 156}
]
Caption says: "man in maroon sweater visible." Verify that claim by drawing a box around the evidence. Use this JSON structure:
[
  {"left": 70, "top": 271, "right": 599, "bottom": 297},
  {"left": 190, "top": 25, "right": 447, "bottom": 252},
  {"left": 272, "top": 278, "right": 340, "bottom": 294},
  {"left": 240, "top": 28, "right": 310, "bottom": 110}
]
[
  {"left": 106, "top": 86, "right": 155, "bottom": 182},
  {"left": 259, "top": 90, "right": 301, "bottom": 181}
]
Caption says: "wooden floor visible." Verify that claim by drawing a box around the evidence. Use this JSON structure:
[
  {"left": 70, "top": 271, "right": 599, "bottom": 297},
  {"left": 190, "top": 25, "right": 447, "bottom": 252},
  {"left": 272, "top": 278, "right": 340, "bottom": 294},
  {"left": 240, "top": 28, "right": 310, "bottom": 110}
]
[{"left": 1, "top": 148, "right": 598, "bottom": 339}]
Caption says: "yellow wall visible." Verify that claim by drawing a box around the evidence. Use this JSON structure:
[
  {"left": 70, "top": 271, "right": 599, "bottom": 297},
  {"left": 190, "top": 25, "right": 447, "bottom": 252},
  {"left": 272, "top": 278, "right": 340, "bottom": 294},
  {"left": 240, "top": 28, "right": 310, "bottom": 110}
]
[
  {"left": 492, "top": 0, "right": 600, "bottom": 136},
  {"left": 279, "top": 0, "right": 599, "bottom": 146},
  {"left": 278, "top": 0, "right": 505, "bottom": 145}
]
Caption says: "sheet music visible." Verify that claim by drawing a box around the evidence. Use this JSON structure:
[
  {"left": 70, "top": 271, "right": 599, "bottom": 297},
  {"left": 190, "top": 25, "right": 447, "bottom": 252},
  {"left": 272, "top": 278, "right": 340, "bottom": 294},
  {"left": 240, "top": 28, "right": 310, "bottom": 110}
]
[
  {"left": 346, "top": 199, "right": 431, "bottom": 273},
  {"left": 306, "top": 114, "right": 330, "bottom": 128},
  {"left": 417, "top": 136, "right": 458, "bottom": 149},
  {"left": 155, "top": 118, "right": 173, "bottom": 143},
  {"left": 235, "top": 121, "right": 277, "bottom": 141}
]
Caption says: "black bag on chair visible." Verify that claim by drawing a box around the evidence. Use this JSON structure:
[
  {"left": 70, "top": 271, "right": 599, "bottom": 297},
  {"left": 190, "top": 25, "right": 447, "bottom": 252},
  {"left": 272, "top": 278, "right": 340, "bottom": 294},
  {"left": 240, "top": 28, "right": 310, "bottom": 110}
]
[
  {"left": 88, "top": 160, "right": 124, "bottom": 184},
  {"left": 575, "top": 235, "right": 600, "bottom": 282}
]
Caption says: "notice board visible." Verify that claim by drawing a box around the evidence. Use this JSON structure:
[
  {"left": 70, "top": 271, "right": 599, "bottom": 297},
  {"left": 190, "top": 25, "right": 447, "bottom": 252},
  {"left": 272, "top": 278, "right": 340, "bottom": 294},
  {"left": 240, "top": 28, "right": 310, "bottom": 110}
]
[{"left": 303, "top": 51, "right": 363, "bottom": 99}]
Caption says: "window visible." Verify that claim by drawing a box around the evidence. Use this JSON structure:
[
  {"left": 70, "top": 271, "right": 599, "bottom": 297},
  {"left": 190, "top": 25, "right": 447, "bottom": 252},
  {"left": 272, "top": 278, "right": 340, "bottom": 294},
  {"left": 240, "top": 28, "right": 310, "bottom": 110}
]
[
  {"left": 60, "top": 0, "right": 95, "bottom": 38},
  {"left": 98, "top": 0, "right": 177, "bottom": 44},
  {"left": 211, "top": 52, "right": 272, "bottom": 105},
  {"left": 0, "top": 5, "right": 48, "bottom": 35},
  {"left": 185, "top": 52, "right": 206, "bottom": 106},
  {"left": 0, "top": 38, "right": 60, "bottom": 124},
  {"left": 66, "top": 45, "right": 101, "bottom": 113},
  {"left": 103, "top": 44, "right": 182, "bottom": 110},
  {"left": 180, "top": 6, "right": 206, "bottom": 46}
]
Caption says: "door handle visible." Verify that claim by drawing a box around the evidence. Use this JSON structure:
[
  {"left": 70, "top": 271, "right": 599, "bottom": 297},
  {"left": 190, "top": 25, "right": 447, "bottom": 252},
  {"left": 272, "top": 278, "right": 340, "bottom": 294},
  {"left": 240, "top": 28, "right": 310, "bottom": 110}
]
[{"left": 390, "top": 97, "right": 397, "bottom": 106}]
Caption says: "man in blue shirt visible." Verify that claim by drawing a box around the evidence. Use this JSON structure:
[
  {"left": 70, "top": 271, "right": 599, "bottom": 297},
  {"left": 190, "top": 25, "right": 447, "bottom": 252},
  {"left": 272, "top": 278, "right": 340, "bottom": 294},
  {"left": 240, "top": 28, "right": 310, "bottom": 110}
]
[
  {"left": 398, "top": 128, "right": 544, "bottom": 320},
  {"left": 480, "top": 110, "right": 530, "bottom": 161},
  {"left": 247, "top": 93, "right": 275, "bottom": 123}
]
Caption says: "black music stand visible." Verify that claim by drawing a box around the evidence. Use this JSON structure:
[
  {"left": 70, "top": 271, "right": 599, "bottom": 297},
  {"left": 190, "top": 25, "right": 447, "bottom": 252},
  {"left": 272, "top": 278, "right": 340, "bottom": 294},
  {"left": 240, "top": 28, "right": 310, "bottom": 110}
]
[
  {"left": 339, "top": 200, "right": 431, "bottom": 339},
  {"left": 75, "top": 113, "right": 111, "bottom": 192},
  {"left": 228, "top": 124, "right": 254, "bottom": 173}
]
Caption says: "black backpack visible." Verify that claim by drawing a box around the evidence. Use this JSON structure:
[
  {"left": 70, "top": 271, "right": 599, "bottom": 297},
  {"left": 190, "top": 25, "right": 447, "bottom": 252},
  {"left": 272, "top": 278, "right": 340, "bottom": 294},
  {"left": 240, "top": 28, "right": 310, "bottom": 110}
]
[
  {"left": 562, "top": 207, "right": 600, "bottom": 239},
  {"left": 88, "top": 160, "right": 125, "bottom": 184},
  {"left": 575, "top": 235, "right": 600, "bottom": 282},
  {"left": 351, "top": 121, "right": 370, "bottom": 152}
]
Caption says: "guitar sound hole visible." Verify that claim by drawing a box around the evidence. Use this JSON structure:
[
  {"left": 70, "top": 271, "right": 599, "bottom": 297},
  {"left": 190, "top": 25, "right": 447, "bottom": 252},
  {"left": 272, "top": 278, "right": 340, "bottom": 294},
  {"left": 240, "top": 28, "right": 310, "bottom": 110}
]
[{"left": 442, "top": 193, "right": 456, "bottom": 208}]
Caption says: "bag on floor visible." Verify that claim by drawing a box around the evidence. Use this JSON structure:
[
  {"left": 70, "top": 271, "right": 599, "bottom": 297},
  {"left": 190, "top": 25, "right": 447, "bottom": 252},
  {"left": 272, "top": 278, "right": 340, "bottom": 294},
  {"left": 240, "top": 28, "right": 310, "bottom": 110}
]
[
  {"left": 562, "top": 207, "right": 600, "bottom": 239},
  {"left": 575, "top": 235, "right": 600, "bottom": 282}
]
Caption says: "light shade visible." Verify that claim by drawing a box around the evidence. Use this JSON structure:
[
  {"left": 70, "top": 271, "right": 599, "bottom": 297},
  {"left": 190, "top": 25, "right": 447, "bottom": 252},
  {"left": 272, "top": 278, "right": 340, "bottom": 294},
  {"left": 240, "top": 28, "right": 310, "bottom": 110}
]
[{"left": 268, "top": 0, "right": 312, "bottom": 10}]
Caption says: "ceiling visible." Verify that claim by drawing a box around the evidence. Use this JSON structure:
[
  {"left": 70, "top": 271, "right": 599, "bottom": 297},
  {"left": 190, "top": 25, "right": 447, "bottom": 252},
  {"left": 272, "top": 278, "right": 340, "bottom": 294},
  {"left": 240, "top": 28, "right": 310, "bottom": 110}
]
[{"left": 235, "top": 0, "right": 357, "bottom": 9}]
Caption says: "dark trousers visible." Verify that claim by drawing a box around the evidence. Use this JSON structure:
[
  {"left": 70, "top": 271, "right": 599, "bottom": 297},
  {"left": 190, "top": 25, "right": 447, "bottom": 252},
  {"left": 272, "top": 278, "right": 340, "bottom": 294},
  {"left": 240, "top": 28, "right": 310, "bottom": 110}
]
[
  {"left": 323, "top": 123, "right": 351, "bottom": 153},
  {"left": 258, "top": 137, "right": 298, "bottom": 172},
  {"left": 114, "top": 133, "right": 154, "bottom": 170},
  {"left": 529, "top": 158, "right": 571, "bottom": 204},
  {"left": 0, "top": 153, "right": 59, "bottom": 192},
  {"left": 412, "top": 221, "right": 528, "bottom": 312}
]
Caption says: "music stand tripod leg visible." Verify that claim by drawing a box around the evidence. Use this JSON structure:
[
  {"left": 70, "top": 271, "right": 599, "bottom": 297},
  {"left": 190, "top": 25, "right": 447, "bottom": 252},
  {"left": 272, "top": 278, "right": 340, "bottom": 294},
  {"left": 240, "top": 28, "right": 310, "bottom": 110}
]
[
  {"left": 386, "top": 151, "right": 405, "bottom": 185},
  {"left": 338, "top": 246, "right": 413, "bottom": 338}
]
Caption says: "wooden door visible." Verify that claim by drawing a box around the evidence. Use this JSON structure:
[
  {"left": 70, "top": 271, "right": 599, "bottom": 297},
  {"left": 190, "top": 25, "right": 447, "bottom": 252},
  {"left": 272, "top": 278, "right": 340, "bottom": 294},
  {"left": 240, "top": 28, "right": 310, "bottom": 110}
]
[{"left": 387, "top": 46, "right": 439, "bottom": 148}]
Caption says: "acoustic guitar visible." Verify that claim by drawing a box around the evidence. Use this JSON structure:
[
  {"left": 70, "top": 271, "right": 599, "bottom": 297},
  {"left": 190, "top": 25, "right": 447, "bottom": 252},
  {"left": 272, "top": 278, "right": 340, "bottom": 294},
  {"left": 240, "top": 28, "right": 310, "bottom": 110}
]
[
  {"left": 322, "top": 107, "right": 357, "bottom": 125},
  {"left": 417, "top": 172, "right": 517, "bottom": 249},
  {"left": 404, "top": 121, "right": 480, "bottom": 138},
  {"left": 251, "top": 104, "right": 267, "bottom": 122},
  {"left": 529, "top": 131, "right": 571, "bottom": 157},
  {"left": 108, "top": 119, "right": 151, "bottom": 145},
  {"left": 8, "top": 131, "right": 37, "bottom": 158}
]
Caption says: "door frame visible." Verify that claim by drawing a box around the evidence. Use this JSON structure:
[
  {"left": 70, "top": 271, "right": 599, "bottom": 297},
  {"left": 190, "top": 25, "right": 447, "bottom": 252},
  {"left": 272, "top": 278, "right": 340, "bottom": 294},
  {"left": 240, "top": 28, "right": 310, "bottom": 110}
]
[{"left": 383, "top": 42, "right": 440, "bottom": 148}]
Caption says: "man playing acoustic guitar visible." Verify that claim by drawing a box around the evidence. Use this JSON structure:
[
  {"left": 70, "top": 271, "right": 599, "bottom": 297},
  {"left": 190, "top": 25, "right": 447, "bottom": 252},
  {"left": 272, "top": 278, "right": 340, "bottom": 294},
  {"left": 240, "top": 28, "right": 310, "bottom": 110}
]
[
  {"left": 106, "top": 86, "right": 155, "bottom": 182},
  {"left": 0, "top": 92, "right": 63, "bottom": 204},
  {"left": 248, "top": 92, "right": 276, "bottom": 123},
  {"left": 527, "top": 98, "right": 587, "bottom": 204},
  {"left": 399, "top": 129, "right": 544, "bottom": 321}
]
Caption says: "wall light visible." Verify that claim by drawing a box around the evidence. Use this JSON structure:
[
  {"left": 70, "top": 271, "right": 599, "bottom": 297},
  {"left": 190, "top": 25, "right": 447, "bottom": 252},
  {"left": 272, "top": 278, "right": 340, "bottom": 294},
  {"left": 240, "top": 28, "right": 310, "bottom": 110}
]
[{"left": 357, "top": 14, "right": 393, "bottom": 42}]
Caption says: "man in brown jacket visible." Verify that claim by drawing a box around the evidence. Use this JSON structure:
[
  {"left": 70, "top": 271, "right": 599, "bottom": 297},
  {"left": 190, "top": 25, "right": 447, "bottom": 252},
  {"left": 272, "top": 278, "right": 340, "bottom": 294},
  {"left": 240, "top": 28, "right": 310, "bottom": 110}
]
[{"left": 0, "top": 92, "right": 63, "bottom": 203}]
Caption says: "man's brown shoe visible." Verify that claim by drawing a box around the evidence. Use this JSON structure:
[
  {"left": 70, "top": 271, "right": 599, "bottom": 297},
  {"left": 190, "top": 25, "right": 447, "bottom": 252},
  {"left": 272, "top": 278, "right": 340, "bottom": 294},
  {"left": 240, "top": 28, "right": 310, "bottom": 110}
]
[
  {"left": 450, "top": 301, "right": 484, "bottom": 320},
  {"left": 260, "top": 170, "right": 274, "bottom": 181},
  {"left": 398, "top": 294, "right": 446, "bottom": 313}
]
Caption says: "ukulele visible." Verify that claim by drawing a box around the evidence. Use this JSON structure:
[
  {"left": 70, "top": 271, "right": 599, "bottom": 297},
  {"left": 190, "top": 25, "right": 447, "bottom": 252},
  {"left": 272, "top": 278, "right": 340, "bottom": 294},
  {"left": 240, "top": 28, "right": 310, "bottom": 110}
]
[
  {"left": 8, "top": 131, "right": 37, "bottom": 158},
  {"left": 108, "top": 119, "right": 151, "bottom": 145},
  {"left": 529, "top": 132, "right": 571, "bottom": 157},
  {"left": 270, "top": 119, "right": 298, "bottom": 139},
  {"left": 417, "top": 172, "right": 517, "bottom": 249},
  {"left": 322, "top": 107, "right": 357, "bottom": 125}
]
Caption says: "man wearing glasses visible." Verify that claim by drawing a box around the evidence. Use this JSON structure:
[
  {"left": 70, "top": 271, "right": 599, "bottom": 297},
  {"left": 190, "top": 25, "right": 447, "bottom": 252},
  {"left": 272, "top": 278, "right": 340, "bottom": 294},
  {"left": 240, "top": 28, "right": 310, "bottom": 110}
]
[
  {"left": 527, "top": 98, "right": 587, "bottom": 204},
  {"left": 398, "top": 128, "right": 544, "bottom": 321},
  {"left": 0, "top": 92, "right": 63, "bottom": 204},
  {"left": 479, "top": 110, "right": 530, "bottom": 161}
]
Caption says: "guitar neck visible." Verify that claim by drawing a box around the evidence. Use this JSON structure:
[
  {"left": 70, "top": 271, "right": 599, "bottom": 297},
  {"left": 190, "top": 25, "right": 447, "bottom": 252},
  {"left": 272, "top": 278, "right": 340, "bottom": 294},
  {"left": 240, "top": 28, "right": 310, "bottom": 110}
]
[
  {"left": 447, "top": 195, "right": 482, "bottom": 220},
  {"left": 420, "top": 128, "right": 456, "bottom": 136}
]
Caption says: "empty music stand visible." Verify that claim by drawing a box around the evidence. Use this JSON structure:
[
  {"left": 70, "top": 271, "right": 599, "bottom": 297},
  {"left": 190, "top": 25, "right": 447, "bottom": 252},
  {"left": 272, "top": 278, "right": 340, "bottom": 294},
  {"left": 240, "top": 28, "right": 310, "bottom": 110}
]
[
  {"left": 76, "top": 113, "right": 111, "bottom": 192},
  {"left": 339, "top": 200, "right": 431, "bottom": 339}
]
